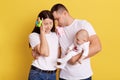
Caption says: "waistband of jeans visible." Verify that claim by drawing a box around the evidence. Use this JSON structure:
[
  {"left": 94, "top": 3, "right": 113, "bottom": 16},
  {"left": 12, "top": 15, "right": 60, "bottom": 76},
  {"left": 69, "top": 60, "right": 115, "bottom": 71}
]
[{"left": 31, "top": 65, "right": 56, "bottom": 74}]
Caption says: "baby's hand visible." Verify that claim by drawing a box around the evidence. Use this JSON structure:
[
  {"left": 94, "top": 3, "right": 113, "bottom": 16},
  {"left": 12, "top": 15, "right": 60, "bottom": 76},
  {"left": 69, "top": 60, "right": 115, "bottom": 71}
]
[
  {"left": 65, "top": 51, "right": 69, "bottom": 55},
  {"left": 67, "top": 49, "right": 71, "bottom": 53}
]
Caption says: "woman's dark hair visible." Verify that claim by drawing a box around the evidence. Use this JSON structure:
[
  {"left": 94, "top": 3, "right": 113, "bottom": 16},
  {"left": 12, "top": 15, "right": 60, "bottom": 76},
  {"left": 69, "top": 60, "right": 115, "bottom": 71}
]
[{"left": 32, "top": 10, "right": 55, "bottom": 34}]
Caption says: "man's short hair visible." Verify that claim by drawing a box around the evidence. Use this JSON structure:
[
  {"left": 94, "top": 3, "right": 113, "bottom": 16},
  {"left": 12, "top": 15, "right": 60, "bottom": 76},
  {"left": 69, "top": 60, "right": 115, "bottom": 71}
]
[{"left": 51, "top": 3, "right": 68, "bottom": 13}]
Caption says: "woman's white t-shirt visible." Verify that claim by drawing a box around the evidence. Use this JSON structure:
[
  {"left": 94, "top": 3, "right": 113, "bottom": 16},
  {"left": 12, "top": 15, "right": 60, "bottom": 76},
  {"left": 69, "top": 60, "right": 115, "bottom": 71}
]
[{"left": 29, "top": 32, "right": 59, "bottom": 70}]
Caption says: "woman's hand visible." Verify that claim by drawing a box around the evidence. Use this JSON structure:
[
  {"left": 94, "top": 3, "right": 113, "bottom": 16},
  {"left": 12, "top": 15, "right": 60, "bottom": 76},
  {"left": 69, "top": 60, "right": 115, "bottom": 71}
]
[
  {"left": 40, "top": 24, "right": 45, "bottom": 34},
  {"left": 32, "top": 49, "right": 40, "bottom": 59}
]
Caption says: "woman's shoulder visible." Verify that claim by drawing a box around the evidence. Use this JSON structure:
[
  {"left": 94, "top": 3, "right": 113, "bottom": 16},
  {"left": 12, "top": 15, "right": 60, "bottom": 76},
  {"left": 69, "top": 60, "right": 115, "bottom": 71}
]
[
  {"left": 50, "top": 32, "right": 58, "bottom": 38},
  {"left": 50, "top": 32, "right": 57, "bottom": 35},
  {"left": 29, "top": 32, "right": 39, "bottom": 38}
]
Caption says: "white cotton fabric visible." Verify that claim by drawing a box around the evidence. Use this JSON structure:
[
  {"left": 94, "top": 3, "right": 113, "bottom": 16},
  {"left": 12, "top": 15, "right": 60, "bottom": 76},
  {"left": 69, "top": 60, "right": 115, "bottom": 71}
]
[
  {"left": 29, "top": 32, "right": 59, "bottom": 70},
  {"left": 59, "top": 19, "right": 96, "bottom": 80}
]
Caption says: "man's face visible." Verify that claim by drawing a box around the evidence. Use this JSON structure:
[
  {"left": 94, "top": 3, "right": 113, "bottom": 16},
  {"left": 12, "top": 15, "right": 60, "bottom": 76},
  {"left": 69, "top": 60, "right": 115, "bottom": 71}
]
[{"left": 53, "top": 11, "right": 65, "bottom": 27}]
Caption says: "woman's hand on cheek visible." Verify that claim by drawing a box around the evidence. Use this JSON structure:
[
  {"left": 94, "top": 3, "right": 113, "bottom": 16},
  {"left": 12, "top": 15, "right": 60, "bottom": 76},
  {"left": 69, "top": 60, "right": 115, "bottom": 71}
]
[{"left": 40, "top": 25, "right": 46, "bottom": 34}]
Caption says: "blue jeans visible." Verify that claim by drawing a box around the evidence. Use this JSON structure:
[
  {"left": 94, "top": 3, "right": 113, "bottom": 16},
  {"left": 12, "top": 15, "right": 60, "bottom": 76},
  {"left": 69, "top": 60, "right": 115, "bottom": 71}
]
[
  {"left": 28, "top": 66, "right": 56, "bottom": 80},
  {"left": 59, "top": 77, "right": 92, "bottom": 80}
]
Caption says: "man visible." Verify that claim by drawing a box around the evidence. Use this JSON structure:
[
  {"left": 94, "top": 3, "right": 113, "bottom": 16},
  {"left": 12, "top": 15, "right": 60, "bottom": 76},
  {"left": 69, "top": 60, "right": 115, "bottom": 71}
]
[{"left": 51, "top": 3, "right": 102, "bottom": 80}]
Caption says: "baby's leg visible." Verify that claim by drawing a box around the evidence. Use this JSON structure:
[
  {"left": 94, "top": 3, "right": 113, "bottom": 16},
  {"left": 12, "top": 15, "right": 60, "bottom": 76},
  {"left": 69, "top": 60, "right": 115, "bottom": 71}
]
[
  {"left": 57, "top": 51, "right": 78, "bottom": 63},
  {"left": 57, "top": 51, "right": 78, "bottom": 69}
]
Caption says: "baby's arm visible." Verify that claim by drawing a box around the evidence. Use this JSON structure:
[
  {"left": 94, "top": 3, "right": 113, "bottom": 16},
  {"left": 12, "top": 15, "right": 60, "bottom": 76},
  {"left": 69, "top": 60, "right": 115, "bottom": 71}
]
[{"left": 67, "top": 43, "right": 75, "bottom": 53}]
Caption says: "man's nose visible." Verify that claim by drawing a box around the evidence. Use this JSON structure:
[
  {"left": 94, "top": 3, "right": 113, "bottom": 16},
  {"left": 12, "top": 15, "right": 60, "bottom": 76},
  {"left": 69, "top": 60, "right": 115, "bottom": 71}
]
[{"left": 58, "top": 23, "right": 62, "bottom": 27}]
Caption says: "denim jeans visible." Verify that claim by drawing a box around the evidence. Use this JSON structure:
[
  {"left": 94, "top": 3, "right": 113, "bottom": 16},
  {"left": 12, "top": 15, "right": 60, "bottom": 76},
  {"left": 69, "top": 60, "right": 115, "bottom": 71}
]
[
  {"left": 59, "top": 76, "right": 92, "bottom": 80},
  {"left": 28, "top": 67, "right": 56, "bottom": 80}
]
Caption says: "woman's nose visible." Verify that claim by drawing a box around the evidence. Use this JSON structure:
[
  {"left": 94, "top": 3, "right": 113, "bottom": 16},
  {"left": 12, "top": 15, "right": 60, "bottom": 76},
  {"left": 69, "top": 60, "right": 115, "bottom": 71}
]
[{"left": 48, "top": 24, "right": 52, "bottom": 28}]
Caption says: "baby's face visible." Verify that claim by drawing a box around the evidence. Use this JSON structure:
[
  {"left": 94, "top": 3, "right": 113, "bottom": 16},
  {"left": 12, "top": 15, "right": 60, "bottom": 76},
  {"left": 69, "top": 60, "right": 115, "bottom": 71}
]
[{"left": 75, "top": 34, "right": 88, "bottom": 45}]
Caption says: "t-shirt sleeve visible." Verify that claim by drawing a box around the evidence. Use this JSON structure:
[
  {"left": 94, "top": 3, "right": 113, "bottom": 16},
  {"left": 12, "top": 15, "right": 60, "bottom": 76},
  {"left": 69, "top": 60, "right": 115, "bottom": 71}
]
[
  {"left": 29, "top": 33, "right": 40, "bottom": 49},
  {"left": 81, "top": 20, "right": 96, "bottom": 36}
]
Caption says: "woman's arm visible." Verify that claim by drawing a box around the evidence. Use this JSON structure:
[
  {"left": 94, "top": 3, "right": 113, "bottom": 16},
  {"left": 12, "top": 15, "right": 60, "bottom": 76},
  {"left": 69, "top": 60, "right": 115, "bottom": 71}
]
[
  {"left": 34, "top": 26, "right": 49, "bottom": 57},
  {"left": 39, "top": 26, "right": 49, "bottom": 56}
]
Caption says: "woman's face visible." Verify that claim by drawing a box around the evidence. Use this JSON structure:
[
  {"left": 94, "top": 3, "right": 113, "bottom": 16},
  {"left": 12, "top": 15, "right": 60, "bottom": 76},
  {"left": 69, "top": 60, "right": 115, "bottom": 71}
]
[{"left": 42, "top": 18, "right": 53, "bottom": 33}]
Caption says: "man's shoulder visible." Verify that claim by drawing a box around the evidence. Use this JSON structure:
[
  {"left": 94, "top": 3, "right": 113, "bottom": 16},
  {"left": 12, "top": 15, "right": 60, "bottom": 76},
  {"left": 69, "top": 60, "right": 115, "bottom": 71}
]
[
  {"left": 72, "top": 19, "right": 89, "bottom": 30},
  {"left": 75, "top": 19, "right": 88, "bottom": 24}
]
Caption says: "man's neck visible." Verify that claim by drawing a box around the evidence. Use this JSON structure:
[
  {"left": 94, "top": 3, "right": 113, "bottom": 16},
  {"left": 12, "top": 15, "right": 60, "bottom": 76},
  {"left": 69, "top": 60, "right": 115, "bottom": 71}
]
[{"left": 66, "top": 15, "right": 74, "bottom": 26}]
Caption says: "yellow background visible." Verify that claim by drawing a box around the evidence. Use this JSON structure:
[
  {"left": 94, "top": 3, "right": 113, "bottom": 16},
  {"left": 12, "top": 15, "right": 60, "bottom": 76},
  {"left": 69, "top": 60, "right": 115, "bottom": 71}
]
[{"left": 0, "top": 0, "right": 120, "bottom": 80}]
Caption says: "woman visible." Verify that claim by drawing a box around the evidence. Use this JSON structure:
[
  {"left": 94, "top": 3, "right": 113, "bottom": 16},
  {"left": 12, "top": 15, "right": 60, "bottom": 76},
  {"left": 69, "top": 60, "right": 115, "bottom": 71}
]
[{"left": 28, "top": 10, "right": 59, "bottom": 80}]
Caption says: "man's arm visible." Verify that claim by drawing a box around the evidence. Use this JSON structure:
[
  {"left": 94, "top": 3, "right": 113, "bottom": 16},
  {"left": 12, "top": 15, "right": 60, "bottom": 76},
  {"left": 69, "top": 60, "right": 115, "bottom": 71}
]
[
  {"left": 68, "top": 35, "right": 102, "bottom": 64},
  {"left": 86, "top": 35, "right": 102, "bottom": 58}
]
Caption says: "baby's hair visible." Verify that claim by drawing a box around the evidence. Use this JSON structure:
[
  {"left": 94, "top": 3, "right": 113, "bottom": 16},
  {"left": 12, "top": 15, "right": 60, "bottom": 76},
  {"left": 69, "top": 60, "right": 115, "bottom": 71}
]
[{"left": 76, "top": 29, "right": 89, "bottom": 41}]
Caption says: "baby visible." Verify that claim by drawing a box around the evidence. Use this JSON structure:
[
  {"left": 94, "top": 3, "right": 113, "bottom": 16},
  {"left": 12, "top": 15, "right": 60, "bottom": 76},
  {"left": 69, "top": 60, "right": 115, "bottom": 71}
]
[{"left": 57, "top": 29, "right": 90, "bottom": 69}]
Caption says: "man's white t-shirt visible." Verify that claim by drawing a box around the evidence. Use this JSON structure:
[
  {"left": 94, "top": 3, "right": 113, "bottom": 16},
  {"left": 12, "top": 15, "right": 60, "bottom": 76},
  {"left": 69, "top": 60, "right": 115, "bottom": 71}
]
[
  {"left": 59, "top": 19, "right": 96, "bottom": 80},
  {"left": 29, "top": 32, "right": 59, "bottom": 70}
]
